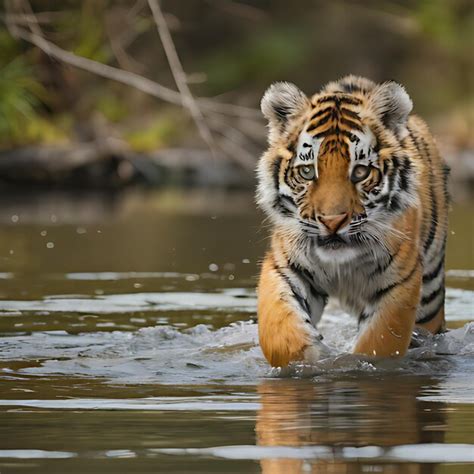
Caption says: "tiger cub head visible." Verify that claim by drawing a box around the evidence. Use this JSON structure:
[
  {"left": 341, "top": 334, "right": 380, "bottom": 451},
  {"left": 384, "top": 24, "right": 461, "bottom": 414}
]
[{"left": 257, "top": 75, "right": 419, "bottom": 263}]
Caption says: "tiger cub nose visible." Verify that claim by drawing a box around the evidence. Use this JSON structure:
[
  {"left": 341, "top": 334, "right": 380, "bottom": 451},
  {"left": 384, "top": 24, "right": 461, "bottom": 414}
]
[{"left": 317, "top": 213, "right": 349, "bottom": 233}]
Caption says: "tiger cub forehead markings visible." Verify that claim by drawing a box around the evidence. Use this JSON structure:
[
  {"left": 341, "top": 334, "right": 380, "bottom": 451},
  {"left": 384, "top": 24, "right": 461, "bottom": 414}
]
[{"left": 295, "top": 130, "right": 323, "bottom": 178}]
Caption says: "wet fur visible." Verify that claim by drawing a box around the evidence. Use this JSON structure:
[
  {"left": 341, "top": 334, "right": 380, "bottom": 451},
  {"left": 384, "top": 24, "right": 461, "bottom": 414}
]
[{"left": 257, "top": 75, "right": 449, "bottom": 367}]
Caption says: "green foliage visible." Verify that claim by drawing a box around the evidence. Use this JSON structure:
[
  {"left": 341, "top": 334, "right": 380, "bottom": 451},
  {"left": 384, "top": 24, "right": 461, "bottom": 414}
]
[
  {"left": 57, "top": 0, "right": 110, "bottom": 62},
  {"left": 415, "top": 0, "right": 474, "bottom": 56},
  {"left": 125, "top": 114, "right": 186, "bottom": 152},
  {"left": 203, "top": 27, "right": 310, "bottom": 93},
  {"left": 0, "top": 56, "right": 44, "bottom": 145},
  {"left": 96, "top": 92, "right": 129, "bottom": 123},
  {"left": 0, "top": 28, "right": 68, "bottom": 147}
]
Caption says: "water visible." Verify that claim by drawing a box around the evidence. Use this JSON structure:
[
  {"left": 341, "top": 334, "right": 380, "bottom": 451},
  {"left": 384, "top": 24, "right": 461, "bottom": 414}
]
[{"left": 0, "top": 189, "right": 473, "bottom": 474}]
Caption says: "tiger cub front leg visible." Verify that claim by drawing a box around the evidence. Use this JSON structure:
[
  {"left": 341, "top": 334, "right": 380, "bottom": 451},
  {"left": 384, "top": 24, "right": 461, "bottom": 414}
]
[
  {"left": 354, "top": 263, "right": 422, "bottom": 357},
  {"left": 257, "top": 254, "right": 326, "bottom": 367}
]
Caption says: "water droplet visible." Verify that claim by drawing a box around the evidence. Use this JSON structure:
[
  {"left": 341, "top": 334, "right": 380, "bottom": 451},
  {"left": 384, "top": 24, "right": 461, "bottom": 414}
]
[
  {"left": 228, "top": 274, "right": 235, "bottom": 281},
  {"left": 40, "top": 230, "right": 47, "bottom": 237},
  {"left": 9, "top": 249, "right": 14, "bottom": 255},
  {"left": 11, "top": 215, "right": 19, "bottom": 223},
  {"left": 372, "top": 350, "right": 377, "bottom": 355},
  {"left": 50, "top": 214, "right": 57, "bottom": 223},
  {"left": 133, "top": 283, "right": 143, "bottom": 289},
  {"left": 76, "top": 227, "right": 87, "bottom": 234},
  {"left": 46, "top": 242, "right": 55, "bottom": 249},
  {"left": 185, "top": 274, "right": 199, "bottom": 282},
  {"left": 209, "top": 263, "right": 219, "bottom": 272},
  {"left": 242, "top": 258, "right": 250, "bottom": 264}
]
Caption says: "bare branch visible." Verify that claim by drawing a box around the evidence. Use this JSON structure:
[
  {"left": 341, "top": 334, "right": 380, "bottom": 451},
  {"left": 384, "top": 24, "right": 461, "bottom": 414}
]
[
  {"left": 4, "top": 1, "right": 262, "bottom": 171},
  {"left": 5, "top": 20, "right": 260, "bottom": 119},
  {"left": 207, "top": 120, "right": 257, "bottom": 170},
  {"left": 146, "top": 0, "right": 216, "bottom": 153},
  {"left": 7, "top": 24, "right": 186, "bottom": 106}
]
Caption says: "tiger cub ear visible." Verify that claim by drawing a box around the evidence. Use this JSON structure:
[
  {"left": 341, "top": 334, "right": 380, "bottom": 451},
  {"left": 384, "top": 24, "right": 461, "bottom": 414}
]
[
  {"left": 369, "top": 81, "right": 413, "bottom": 139},
  {"left": 261, "top": 82, "right": 309, "bottom": 140}
]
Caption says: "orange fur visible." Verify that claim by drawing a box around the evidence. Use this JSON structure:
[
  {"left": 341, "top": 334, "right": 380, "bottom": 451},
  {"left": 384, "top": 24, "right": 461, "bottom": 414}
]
[
  {"left": 257, "top": 76, "right": 449, "bottom": 367},
  {"left": 258, "top": 256, "right": 312, "bottom": 367}
]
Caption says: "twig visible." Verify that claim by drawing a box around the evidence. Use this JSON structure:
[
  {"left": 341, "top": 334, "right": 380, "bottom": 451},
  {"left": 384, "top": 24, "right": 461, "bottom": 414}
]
[
  {"left": 4, "top": 20, "right": 260, "bottom": 119},
  {"left": 4, "top": 2, "right": 262, "bottom": 172},
  {"left": 105, "top": 7, "right": 145, "bottom": 74},
  {"left": 146, "top": 0, "right": 216, "bottom": 153},
  {"left": 7, "top": 24, "right": 186, "bottom": 106}
]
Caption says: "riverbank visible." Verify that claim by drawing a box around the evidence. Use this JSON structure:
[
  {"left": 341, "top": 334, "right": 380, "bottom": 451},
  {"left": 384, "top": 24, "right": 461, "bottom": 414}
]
[{"left": 0, "top": 144, "right": 472, "bottom": 195}]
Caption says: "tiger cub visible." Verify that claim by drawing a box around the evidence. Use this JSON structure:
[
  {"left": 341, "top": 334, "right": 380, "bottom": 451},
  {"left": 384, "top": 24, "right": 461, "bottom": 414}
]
[{"left": 256, "top": 75, "right": 449, "bottom": 367}]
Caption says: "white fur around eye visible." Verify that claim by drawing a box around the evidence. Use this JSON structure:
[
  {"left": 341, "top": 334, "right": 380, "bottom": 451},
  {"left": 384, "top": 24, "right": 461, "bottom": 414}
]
[
  {"left": 295, "top": 131, "right": 322, "bottom": 177},
  {"left": 349, "top": 129, "right": 378, "bottom": 165}
]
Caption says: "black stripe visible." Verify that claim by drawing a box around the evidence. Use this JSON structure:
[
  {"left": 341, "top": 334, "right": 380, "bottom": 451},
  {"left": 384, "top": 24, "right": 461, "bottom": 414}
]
[
  {"left": 289, "top": 263, "right": 328, "bottom": 304},
  {"left": 371, "top": 261, "right": 419, "bottom": 302},
  {"left": 309, "top": 126, "right": 359, "bottom": 141},
  {"left": 423, "top": 199, "right": 438, "bottom": 253},
  {"left": 340, "top": 96, "right": 362, "bottom": 106},
  {"left": 309, "top": 127, "right": 333, "bottom": 139},
  {"left": 442, "top": 164, "right": 450, "bottom": 201},
  {"left": 340, "top": 83, "right": 362, "bottom": 93},
  {"left": 308, "top": 111, "right": 333, "bottom": 130},
  {"left": 318, "top": 95, "right": 338, "bottom": 104},
  {"left": 423, "top": 257, "right": 444, "bottom": 283},
  {"left": 310, "top": 106, "right": 333, "bottom": 121},
  {"left": 417, "top": 295, "right": 444, "bottom": 324},
  {"left": 388, "top": 156, "right": 400, "bottom": 190},
  {"left": 286, "top": 142, "right": 296, "bottom": 154},
  {"left": 389, "top": 195, "right": 401, "bottom": 212},
  {"left": 419, "top": 135, "right": 438, "bottom": 253},
  {"left": 339, "top": 116, "right": 363, "bottom": 131},
  {"left": 280, "top": 194, "right": 296, "bottom": 208},
  {"left": 272, "top": 264, "right": 311, "bottom": 319},
  {"left": 273, "top": 194, "right": 296, "bottom": 216},
  {"left": 273, "top": 105, "right": 291, "bottom": 123},
  {"left": 358, "top": 311, "right": 371, "bottom": 326},
  {"left": 368, "top": 240, "right": 403, "bottom": 278},
  {"left": 399, "top": 157, "right": 411, "bottom": 191},
  {"left": 293, "top": 291, "right": 311, "bottom": 315},
  {"left": 421, "top": 284, "right": 444, "bottom": 305},
  {"left": 374, "top": 193, "right": 390, "bottom": 206},
  {"left": 340, "top": 107, "right": 360, "bottom": 120},
  {"left": 272, "top": 156, "right": 282, "bottom": 191}
]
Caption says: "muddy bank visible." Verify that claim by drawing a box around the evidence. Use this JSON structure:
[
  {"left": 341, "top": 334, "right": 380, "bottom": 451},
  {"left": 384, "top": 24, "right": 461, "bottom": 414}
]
[
  {"left": 0, "top": 144, "right": 254, "bottom": 189},
  {"left": 0, "top": 144, "right": 472, "bottom": 195}
]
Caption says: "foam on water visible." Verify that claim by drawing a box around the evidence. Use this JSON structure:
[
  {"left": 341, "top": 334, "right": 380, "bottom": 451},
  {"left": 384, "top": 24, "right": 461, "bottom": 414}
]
[
  {"left": 0, "top": 286, "right": 470, "bottom": 318},
  {"left": 1, "top": 299, "right": 473, "bottom": 387},
  {"left": 2, "top": 444, "right": 472, "bottom": 462}
]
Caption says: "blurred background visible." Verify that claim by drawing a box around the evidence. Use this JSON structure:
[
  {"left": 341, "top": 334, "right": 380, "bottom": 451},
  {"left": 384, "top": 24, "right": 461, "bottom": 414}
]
[
  {"left": 0, "top": 0, "right": 473, "bottom": 191},
  {"left": 0, "top": 4, "right": 473, "bottom": 472}
]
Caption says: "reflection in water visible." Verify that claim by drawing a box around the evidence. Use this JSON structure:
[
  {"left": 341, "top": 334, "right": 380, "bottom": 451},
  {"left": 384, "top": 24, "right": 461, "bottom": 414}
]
[
  {"left": 256, "top": 377, "right": 445, "bottom": 473},
  {"left": 0, "top": 189, "right": 472, "bottom": 473}
]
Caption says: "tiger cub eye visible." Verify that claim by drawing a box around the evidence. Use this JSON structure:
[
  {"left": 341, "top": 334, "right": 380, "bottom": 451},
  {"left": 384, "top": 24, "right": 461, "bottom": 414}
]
[
  {"left": 298, "top": 165, "right": 315, "bottom": 180},
  {"left": 351, "top": 164, "right": 371, "bottom": 183}
]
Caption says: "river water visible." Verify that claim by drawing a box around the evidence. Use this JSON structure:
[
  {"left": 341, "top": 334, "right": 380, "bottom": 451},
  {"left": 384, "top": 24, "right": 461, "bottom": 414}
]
[{"left": 0, "top": 189, "right": 473, "bottom": 474}]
